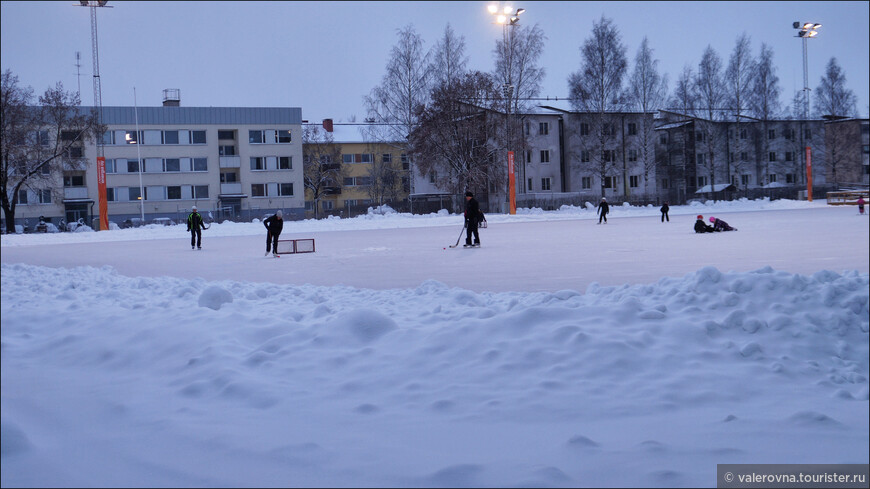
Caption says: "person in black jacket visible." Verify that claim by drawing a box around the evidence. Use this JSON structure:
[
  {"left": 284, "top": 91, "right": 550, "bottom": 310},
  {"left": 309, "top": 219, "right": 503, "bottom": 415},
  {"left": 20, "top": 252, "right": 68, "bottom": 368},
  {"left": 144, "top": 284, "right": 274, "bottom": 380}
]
[
  {"left": 463, "top": 191, "right": 480, "bottom": 247},
  {"left": 187, "top": 206, "right": 206, "bottom": 249},
  {"left": 597, "top": 197, "right": 610, "bottom": 224},
  {"left": 264, "top": 210, "right": 284, "bottom": 256},
  {"left": 661, "top": 201, "right": 670, "bottom": 222},
  {"left": 694, "top": 214, "right": 715, "bottom": 233}
]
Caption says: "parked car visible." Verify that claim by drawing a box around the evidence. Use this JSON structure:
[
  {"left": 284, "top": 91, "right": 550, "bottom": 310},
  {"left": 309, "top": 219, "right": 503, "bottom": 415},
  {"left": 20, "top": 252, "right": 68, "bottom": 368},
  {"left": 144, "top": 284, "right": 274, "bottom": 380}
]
[{"left": 151, "top": 217, "right": 173, "bottom": 226}]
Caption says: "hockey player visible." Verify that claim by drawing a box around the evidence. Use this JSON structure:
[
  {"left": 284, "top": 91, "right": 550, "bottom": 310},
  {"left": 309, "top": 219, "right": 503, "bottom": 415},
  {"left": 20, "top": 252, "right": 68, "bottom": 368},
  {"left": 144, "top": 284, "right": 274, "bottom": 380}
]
[
  {"left": 187, "top": 206, "right": 206, "bottom": 249},
  {"left": 264, "top": 210, "right": 284, "bottom": 257}
]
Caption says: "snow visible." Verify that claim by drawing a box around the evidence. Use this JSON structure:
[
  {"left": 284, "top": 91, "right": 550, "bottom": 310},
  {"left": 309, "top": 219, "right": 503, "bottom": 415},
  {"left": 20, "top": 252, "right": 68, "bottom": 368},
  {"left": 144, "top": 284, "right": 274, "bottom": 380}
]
[{"left": 2, "top": 198, "right": 868, "bottom": 488}]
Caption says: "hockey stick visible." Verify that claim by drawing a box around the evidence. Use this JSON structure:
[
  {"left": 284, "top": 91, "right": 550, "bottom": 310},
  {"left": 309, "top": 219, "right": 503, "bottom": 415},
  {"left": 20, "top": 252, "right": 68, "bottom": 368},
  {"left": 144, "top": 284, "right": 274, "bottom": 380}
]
[{"left": 448, "top": 222, "right": 467, "bottom": 248}]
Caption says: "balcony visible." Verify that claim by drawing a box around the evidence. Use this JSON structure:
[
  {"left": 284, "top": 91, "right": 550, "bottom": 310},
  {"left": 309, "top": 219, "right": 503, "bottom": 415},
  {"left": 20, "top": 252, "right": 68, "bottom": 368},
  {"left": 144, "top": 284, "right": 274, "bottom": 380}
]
[
  {"left": 219, "top": 156, "right": 241, "bottom": 168},
  {"left": 323, "top": 186, "right": 342, "bottom": 195},
  {"left": 220, "top": 183, "right": 243, "bottom": 194},
  {"left": 63, "top": 187, "right": 89, "bottom": 200}
]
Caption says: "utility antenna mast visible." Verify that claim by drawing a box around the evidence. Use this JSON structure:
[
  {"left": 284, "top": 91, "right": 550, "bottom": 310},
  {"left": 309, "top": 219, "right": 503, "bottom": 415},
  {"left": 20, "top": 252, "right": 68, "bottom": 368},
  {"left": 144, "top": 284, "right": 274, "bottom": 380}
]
[
  {"left": 75, "top": 51, "right": 82, "bottom": 98},
  {"left": 75, "top": 1, "right": 112, "bottom": 157}
]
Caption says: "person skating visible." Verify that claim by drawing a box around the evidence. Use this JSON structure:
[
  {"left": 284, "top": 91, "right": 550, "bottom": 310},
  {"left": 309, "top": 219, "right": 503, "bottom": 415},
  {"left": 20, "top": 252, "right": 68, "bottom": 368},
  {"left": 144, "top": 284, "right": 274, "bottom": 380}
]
[
  {"left": 463, "top": 191, "right": 481, "bottom": 247},
  {"left": 187, "top": 205, "right": 206, "bottom": 249},
  {"left": 264, "top": 210, "right": 284, "bottom": 256},
  {"left": 709, "top": 216, "right": 737, "bottom": 232},
  {"left": 694, "top": 214, "right": 715, "bottom": 233},
  {"left": 858, "top": 197, "right": 866, "bottom": 215},
  {"left": 597, "top": 197, "right": 609, "bottom": 224},
  {"left": 661, "top": 201, "right": 670, "bottom": 222}
]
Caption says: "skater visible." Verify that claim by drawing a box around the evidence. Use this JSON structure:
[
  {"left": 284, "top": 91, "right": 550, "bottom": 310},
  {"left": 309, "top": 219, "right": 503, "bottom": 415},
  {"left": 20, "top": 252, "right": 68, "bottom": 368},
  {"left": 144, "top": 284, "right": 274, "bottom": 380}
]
[
  {"left": 694, "top": 215, "right": 715, "bottom": 233},
  {"left": 463, "top": 191, "right": 481, "bottom": 247},
  {"left": 187, "top": 205, "right": 206, "bottom": 249},
  {"left": 264, "top": 210, "right": 284, "bottom": 256},
  {"left": 660, "top": 201, "right": 670, "bottom": 222},
  {"left": 597, "top": 197, "right": 609, "bottom": 224},
  {"left": 858, "top": 197, "right": 865, "bottom": 215},
  {"left": 709, "top": 216, "right": 737, "bottom": 232}
]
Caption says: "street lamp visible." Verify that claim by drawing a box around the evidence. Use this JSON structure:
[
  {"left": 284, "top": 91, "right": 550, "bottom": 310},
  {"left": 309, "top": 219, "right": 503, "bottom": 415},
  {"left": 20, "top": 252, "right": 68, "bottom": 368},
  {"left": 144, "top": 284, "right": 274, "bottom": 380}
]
[
  {"left": 488, "top": 3, "right": 524, "bottom": 215},
  {"left": 793, "top": 21, "right": 820, "bottom": 201}
]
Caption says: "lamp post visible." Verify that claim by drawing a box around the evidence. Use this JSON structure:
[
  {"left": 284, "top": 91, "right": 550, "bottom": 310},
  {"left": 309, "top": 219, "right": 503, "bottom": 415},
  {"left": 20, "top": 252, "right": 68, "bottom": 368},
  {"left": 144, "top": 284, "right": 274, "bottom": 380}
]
[
  {"left": 793, "top": 21, "right": 820, "bottom": 201},
  {"left": 126, "top": 87, "right": 145, "bottom": 222},
  {"left": 488, "top": 3, "right": 524, "bottom": 215}
]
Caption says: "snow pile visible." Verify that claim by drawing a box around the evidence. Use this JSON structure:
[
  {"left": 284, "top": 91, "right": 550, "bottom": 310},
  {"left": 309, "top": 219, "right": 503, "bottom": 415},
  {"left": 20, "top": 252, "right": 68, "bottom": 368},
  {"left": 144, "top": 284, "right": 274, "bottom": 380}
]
[{"left": 1, "top": 263, "right": 867, "bottom": 487}]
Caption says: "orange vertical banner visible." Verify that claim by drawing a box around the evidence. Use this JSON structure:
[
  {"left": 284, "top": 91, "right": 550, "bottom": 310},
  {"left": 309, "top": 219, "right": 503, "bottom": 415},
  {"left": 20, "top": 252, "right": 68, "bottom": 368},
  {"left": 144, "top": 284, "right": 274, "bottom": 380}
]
[
  {"left": 805, "top": 146, "right": 813, "bottom": 202},
  {"left": 508, "top": 151, "right": 516, "bottom": 215},
  {"left": 97, "top": 156, "right": 108, "bottom": 230}
]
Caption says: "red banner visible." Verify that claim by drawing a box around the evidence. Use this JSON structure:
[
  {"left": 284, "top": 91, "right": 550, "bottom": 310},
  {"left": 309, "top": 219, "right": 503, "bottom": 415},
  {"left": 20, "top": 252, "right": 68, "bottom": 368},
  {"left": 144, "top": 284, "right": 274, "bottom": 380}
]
[
  {"left": 97, "top": 156, "right": 108, "bottom": 230},
  {"left": 805, "top": 146, "right": 813, "bottom": 202},
  {"left": 508, "top": 151, "right": 516, "bottom": 215}
]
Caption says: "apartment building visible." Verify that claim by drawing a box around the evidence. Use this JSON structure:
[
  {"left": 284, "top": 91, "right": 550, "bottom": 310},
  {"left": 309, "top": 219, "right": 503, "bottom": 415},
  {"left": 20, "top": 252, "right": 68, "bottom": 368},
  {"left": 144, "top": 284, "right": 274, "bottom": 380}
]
[
  {"left": 13, "top": 93, "right": 303, "bottom": 228},
  {"left": 823, "top": 117, "right": 870, "bottom": 185},
  {"left": 303, "top": 123, "right": 410, "bottom": 217}
]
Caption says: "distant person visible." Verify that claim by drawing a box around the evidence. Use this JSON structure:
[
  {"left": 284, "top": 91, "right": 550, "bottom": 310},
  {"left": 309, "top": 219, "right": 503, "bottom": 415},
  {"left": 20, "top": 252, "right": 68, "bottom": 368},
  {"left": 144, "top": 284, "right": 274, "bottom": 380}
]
[
  {"left": 187, "top": 205, "right": 206, "bottom": 249},
  {"left": 660, "top": 201, "right": 670, "bottom": 222},
  {"left": 597, "top": 197, "right": 610, "bottom": 224},
  {"left": 264, "top": 210, "right": 284, "bottom": 257},
  {"left": 694, "top": 214, "right": 715, "bottom": 233},
  {"left": 710, "top": 216, "right": 737, "bottom": 232},
  {"left": 463, "top": 191, "right": 481, "bottom": 247},
  {"left": 858, "top": 197, "right": 866, "bottom": 215}
]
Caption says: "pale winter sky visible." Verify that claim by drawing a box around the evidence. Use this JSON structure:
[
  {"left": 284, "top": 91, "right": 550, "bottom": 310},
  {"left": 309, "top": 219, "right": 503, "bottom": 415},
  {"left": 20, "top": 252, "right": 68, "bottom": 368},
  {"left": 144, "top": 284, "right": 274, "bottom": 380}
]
[{"left": 1, "top": 1, "right": 868, "bottom": 122}]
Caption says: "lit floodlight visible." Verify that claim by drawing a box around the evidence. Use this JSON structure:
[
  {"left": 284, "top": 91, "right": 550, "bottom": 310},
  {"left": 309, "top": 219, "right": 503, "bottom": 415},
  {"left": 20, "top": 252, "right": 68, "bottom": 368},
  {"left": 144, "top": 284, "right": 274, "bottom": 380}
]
[{"left": 488, "top": 4, "right": 498, "bottom": 14}]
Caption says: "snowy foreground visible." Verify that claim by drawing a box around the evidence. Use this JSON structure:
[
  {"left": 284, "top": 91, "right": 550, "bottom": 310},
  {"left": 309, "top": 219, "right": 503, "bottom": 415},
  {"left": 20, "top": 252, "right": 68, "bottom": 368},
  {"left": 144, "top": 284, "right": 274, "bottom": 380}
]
[{"left": 1, "top": 199, "right": 868, "bottom": 488}]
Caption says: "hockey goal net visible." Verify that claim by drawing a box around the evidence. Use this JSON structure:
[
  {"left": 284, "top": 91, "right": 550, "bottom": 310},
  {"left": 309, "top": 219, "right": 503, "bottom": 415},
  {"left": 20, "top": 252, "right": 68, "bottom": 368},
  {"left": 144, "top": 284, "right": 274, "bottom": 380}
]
[{"left": 276, "top": 238, "right": 316, "bottom": 254}]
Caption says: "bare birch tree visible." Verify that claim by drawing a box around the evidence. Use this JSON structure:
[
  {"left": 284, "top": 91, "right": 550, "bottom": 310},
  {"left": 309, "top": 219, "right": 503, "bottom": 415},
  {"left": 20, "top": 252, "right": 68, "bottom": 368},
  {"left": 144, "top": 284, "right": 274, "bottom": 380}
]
[
  {"left": 567, "top": 15, "right": 628, "bottom": 199},
  {"left": 625, "top": 36, "right": 668, "bottom": 199},
  {"left": 725, "top": 33, "right": 756, "bottom": 186},
  {"left": 1, "top": 71, "right": 100, "bottom": 232},
  {"left": 302, "top": 124, "right": 345, "bottom": 219},
  {"left": 694, "top": 45, "right": 726, "bottom": 194},
  {"left": 750, "top": 43, "right": 783, "bottom": 189},
  {"left": 813, "top": 57, "right": 858, "bottom": 118},
  {"left": 429, "top": 23, "right": 468, "bottom": 93}
]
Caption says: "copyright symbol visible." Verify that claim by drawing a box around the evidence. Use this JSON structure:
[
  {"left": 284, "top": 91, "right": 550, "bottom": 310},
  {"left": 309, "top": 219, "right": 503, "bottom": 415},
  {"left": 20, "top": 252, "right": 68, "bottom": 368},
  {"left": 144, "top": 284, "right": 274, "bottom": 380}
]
[{"left": 724, "top": 472, "right": 734, "bottom": 483}]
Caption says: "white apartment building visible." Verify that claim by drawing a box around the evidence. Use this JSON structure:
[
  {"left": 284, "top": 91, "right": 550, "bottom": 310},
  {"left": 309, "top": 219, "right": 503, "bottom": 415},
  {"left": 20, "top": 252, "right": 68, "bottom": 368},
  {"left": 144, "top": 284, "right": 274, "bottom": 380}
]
[{"left": 14, "top": 96, "right": 303, "bottom": 229}]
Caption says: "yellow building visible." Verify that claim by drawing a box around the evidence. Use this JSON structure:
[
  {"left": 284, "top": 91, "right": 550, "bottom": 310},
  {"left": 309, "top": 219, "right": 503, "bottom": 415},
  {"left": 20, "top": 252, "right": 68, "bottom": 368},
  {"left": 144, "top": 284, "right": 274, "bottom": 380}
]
[{"left": 303, "top": 123, "right": 410, "bottom": 218}]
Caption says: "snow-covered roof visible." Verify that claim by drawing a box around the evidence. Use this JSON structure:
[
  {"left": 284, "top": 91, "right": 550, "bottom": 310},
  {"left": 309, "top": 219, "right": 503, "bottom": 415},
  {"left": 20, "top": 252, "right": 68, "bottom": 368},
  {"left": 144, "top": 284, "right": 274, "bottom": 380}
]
[
  {"left": 656, "top": 120, "right": 692, "bottom": 130},
  {"left": 695, "top": 183, "right": 736, "bottom": 193},
  {"left": 762, "top": 182, "right": 789, "bottom": 189}
]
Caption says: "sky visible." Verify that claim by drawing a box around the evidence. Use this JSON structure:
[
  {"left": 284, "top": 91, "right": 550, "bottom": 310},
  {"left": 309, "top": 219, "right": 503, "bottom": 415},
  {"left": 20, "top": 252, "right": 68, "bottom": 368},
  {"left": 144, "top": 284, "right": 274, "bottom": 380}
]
[
  {"left": 1, "top": 1, "right": 868, "bottom": 123},
  {"left": 1, "top": 199, "right": 868, "bottom": 487}
]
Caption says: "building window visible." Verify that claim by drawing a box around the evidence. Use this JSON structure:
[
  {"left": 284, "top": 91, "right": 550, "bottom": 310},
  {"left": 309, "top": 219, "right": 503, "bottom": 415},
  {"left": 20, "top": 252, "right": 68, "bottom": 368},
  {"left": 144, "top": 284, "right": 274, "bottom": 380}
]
[
  {"left": 604, "top": 176, "right": 617, "bottom": 189},
  {"left": 106, "top": 188, "right": 115, "bottom": 202},
  {"left": 251, "top": 184, "right": 266, "bottom": 197},
  {"left": 125, "top": 130, "right": 138, "bottom": 144},
  {"left": 219, "top": 145, "right": 236, "bottom": 156},
  {"left": 539, "top": 122, "right": 549, "bottom": 135},
  {"left": 401, "top": 154, "right": 409, "bottom": 170},
  {"left": 541, "top": 177, "right": 551, "bottom": 191},
  {"left": 279, "top": 156, "right": 292, "bottom": 170},
  {"left": 37, "top": 189, "right": 51, "bottom": 204},
  {"left": 193, "top": 185, "right": 209, "bottom": 199},
  {"left": 65, "top": 146, "right": 83, "bottom": 158},
  {"left": 540, "top": 150, "right": 550, "bottom": 163},
  {"left": 279, "top": 183, "right": 293, "bottom": 196},
  {"left": 129, "top": 186, "right": 141, "bottom": 201},
  {"left": 63, "top": 175, "right": 85, "bottom": 187},
  {"left": 16, "top": 189, "right": 28, "bottom": 204},
  {"left": 525, "top": 121, "right": 531, "bottom": 135},
  {"left": 739, "top": 128, "right": 747, "bottom": 139},
  {"left": 602, "top": 123, "right": 614, "bottom": 136},
  {"left": 659, "top": 134, "right": 667, "bottom": 144},
  {"left": 805, "top": 128, "right": 812, "bottom": 139},
  {"left": 768, "top": 174, "right": 777, "bottom": 183},
  {"left": 193, "top": 158, "right": 208, "bottom": 172},
  {"left": 740, "top": 152, "right": 748, "bottom": 161},
  {"left": 322, "top": 200, "right": 334, "bottom": 211},
  {"left": 220, "top": 172, "right": 237, "bottom": 183},
  {"left": 662, "top": 178, "right": 669, "bottom": 189},
  {"left": 628, "top": 123, "right": 637, "bottom": 136},
  {"left": 582, "top": 176, "right": 592, "bottom": 189},
  {"left": 249, "top": 130, "right": 264, "bottom": 144},
  {"left": 741, "top": 174, "right": 751, "bottom": 186},
  {"left": 527, "top": 178, "right": 533, "bottom": 191},
  {"left": 250, "top": 157, "right": 265, "bottom": 171},
  {"left": 628, "top": 149, "right": 637, "bottom": 162},
  {"left": 105, "top": 159, "right": 116, "bottom": 173},
  {"left": 167, "top": 186, "right": 182, "bottom": 200},
  {"left": 164, "top": 158, "right": 181, "bottom": 172},
  {"left": 382, "top": 153, "right": 392, "bottom": 163},
  {"left": 697, "top": 153, "right": 706, "bottom": 165},
  {"left": 697, "top": 176, "right": 707, "bottom": 187},
  {"left": 603, "top": 149, "right": 616, "bottom": 162},
  {"left": 696, "top": 131, "right": 705, "bottom": 142},
  {"left": 127, "top": 159, "right": 140, "bottom": 173},
  {"left": 580, "top": 123, "right": 589, "bottom": 136},
  {"left": 786, "top": 173, "right": 795, "bottom": 183},
  {"left": 581, "top": 150, "right": 590, "bottom": 163},
  {"left": 159, "top": 130, "right": 177, "bottom": 145},
  {"left": 218, "top": 130, "right": 235, "bottom": 140},
  {"left": 629, "top": 175, "right": 639, "bottom": 188},
  {"left": 769, "top": 152, "right": 777, "bottom": 162},
  {"left": 768, "top": 129, "right": 776, "bottom": 139}
]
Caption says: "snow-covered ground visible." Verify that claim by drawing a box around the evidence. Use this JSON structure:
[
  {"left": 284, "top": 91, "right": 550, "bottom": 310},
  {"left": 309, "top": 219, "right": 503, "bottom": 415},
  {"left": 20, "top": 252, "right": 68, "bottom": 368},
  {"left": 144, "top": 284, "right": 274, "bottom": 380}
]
[{"left": 1, "top": 199, "right": 868, "bottom": 487}]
